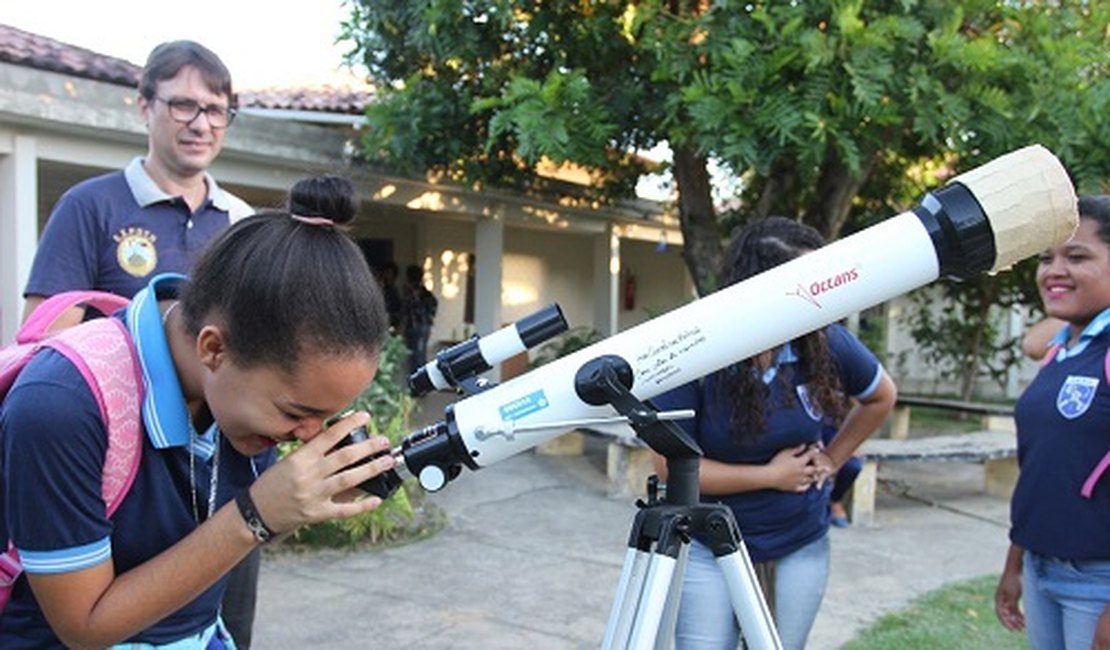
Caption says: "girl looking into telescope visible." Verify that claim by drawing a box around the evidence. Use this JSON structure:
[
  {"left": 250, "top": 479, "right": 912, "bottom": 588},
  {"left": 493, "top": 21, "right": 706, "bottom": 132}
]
[
  {"left": 0, "top": 175, "right": 397, "bottom": 648},
  {"left": 995, "top": 194, "right": 1110, "bottom": 650},
  {"left": 652, "top": 216, "right": 897, "bottom": 650}
]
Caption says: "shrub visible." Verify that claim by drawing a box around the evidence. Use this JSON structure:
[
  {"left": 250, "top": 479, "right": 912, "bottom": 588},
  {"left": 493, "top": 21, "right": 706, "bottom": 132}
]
[{"left": 530, "top": 326, "right": 604, "bottom": 368}]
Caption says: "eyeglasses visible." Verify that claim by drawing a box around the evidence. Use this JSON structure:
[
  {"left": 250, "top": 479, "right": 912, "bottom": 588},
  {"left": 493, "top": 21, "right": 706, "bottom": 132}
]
[{"left": 154, "top": 97, "right": 237, "bottom": 128}]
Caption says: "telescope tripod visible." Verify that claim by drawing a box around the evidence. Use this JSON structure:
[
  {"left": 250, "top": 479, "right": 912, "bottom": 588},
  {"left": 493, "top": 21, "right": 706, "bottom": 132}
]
[{"left": 574, "top": 357, "right": 783, "bottom": 650}]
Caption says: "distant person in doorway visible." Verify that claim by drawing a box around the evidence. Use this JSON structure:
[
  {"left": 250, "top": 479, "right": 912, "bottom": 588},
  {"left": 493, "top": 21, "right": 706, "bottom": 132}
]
[
  {"left": 400, "top": 264, "right": 438, "bottom": 375},
  {"left": 376, "top": 262, "right": 403, "bottom": 332}
]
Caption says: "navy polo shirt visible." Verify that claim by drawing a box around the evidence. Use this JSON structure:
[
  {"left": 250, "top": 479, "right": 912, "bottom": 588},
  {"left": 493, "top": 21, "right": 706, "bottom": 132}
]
[
  {"left": 1010, "top": 308, "right": 1110, "bottom": 560},
  {"left": 652, "top": 324, "right": 883, "bottom": 562},
  {"left": 24, "top": 157, "right": 253, "bottom": 300},
  {"left": 0, "top": 276, "right": 258, "bottom": 647}
]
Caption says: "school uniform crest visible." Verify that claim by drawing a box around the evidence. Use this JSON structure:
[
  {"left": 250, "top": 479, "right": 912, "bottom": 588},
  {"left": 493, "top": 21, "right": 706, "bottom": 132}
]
[
  {"left": 114, "top": 227, "right": 158, "bottom": 278},
  {"left": 796, "top": 385, "right": 823, "bottom": 420},
  {"left": 1057, "top": 375, "right": 1099, "bottom": 420}
]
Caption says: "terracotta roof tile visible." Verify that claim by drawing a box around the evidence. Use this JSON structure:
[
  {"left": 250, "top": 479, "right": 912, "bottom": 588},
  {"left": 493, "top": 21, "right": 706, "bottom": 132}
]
[
  {"left": 0, "top": 23, "right": 140, "bottom": 87},
  {"left": 0, "top": 22, "right": 375, "bottom": 115},
  {"left": 238, "top": 86, "right": 375, "bottom": 114}
]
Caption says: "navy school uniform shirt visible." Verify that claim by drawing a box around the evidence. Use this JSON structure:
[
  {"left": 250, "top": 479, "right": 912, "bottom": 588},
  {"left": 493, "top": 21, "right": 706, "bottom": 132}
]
[
  {"left": 0, "top": 275, "right": 259, "bottom": 647},
  {"left": 1010, "top": 308, "right": 1110, "bottom": 561},
  {"left": 652, "top": 324, "right": 883, "bottom": 563},
  {"left": 24, "top": 157, "right": 252, "bottom": 300}
]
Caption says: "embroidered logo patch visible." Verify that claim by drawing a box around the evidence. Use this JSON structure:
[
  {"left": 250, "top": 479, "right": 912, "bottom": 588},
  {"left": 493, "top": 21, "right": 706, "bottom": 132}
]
[
  {"left": 796, "top": 385, "right": 823, "bottom": 421},
  {"left": 1057, "top": 375, "right": 1099, "bottom": 420},
  {"left": 114, "top": 227, "right": 158, "bottom": 278}
]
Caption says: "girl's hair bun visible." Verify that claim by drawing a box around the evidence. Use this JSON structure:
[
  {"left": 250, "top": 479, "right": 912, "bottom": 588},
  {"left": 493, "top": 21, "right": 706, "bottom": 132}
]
[{"left": 287, "top": 174, "right": 357, "bottom": 225}]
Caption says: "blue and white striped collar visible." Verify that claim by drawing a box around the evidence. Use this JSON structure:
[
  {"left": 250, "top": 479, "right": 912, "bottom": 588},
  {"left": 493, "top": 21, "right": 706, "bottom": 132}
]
[
  {"left": 1048, "top": 307, "right": 1110, "bottom": 361},
  {"left": 126, "top": 273, "right": 217, "bottom": 458},
  {"left": 760, "top": 342, "right": 798, "bottom": 385}
]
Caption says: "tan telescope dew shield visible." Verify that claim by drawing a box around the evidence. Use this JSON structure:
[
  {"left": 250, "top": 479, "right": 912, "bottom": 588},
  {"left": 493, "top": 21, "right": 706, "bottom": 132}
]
[{"left": 951, "top": 144, "right": 1078, "bottom": 272}]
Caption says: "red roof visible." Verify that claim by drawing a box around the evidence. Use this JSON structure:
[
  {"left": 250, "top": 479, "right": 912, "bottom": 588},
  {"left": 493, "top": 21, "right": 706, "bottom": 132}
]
[
  {"left": 0, "top": 23, "right": 373, "bottom": 115},
  {"left": 0, "top": 23, "right": 140, "bottom": 87}
]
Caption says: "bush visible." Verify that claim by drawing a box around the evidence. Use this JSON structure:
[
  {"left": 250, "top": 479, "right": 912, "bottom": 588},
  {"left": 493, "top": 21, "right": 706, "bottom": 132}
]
[
  {"left": 530, "top": 326, "right": 604, "bottom": 368},
  {"left": 278, "top": 334, "right": 432, "bottom": 548}
]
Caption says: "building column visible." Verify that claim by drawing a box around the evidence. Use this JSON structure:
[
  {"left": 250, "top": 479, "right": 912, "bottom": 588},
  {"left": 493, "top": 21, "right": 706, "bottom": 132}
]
[
  {"left": 474, "top": 215, "right": 504, "bottom": 340},
  {"left": 0, "top": 135, "right": 38, "bottom": 341},
  {"left": 593, "top": 225, "right": 620, "bottom": 337}
]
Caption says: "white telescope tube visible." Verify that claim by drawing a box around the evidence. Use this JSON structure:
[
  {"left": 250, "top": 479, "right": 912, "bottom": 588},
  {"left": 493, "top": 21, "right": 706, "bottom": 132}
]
[{"left": 379, "top": 144, "right": 1076, "bottom": 493}]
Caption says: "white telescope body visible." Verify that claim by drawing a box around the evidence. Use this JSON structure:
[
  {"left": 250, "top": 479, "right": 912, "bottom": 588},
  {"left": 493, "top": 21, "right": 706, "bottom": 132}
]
[
  {"left": 380, "top": 145, "right": 1077, "bottom": 494},
  {"left": 458, "top": 212, "right": 935, "bottom": 465}
]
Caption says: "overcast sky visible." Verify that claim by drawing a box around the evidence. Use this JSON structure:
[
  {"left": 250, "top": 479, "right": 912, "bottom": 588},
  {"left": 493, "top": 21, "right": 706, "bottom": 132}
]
[{"left": 1, "top": 0, "right": 366, "bottom": 89}]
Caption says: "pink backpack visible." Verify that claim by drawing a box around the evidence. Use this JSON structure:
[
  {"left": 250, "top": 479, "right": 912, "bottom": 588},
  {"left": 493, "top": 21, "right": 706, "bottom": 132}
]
[{"left": 0, "top": 292, "right": 144, "bottom": 611}]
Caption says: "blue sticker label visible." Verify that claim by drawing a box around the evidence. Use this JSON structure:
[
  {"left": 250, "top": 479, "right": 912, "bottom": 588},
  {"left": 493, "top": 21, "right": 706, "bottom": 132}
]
[{"left": 499, "top": 390, "right": 550, "bottom": 421}]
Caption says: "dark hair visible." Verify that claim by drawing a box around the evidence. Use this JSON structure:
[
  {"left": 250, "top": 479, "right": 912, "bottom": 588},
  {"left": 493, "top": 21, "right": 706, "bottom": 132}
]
[
  {"left": 717, "top": 217, "right": 847, "bottom": 444},
  {"left": 139, "top": 40, "right": 233, "bottom": 104},
  {"left": 1078, "top": 195, "right": 1110, "bottom": 244},
  {"left": 404, "top": 264, "right": 423, "bottom": 284},
  {"left": 180, "top": 175, "right": 386, "bottom": 371},
  {"left": 287, "top": 175, "right": 357, "bottom": 221}
]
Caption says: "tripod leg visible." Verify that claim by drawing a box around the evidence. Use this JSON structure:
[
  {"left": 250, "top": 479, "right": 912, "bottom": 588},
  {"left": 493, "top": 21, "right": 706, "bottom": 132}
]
[
  {"left": 700, "top": 508, "right": 782, "bottom": 650},
  {"left": 716, "top": 551, "right": 782, "bottom": 650},
  {"left": 603, "top": 548, "right": 652, "bottom": 650},
  {"left": 652, "top": 542, "right": 688, "bottom": 650},
  {"left": 624, "top": 516, "right": 688, "bottom": 650},
  {"left": 627, "top": 549, "right": 679, "bottom": 649}
]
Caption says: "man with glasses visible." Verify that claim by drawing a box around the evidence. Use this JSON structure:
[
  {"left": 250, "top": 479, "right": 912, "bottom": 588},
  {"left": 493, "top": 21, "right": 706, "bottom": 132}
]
[
  {"left": 22, "top": 39, "right": 252, "bottom": 322},
  {"left": 21, "top": 40, "right": 263, "bottom": 649}
]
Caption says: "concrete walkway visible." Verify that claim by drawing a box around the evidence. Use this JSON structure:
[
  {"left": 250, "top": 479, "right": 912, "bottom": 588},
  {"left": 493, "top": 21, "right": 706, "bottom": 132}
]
[{"left": 252, "top": 433, "right": 1013, "bottom": 649}]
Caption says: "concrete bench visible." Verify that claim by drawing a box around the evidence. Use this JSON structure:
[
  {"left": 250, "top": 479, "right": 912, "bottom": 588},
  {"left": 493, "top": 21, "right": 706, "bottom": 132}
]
[
  {"left": 850, "top": 430, "right": 1018, "bottom": 526},
  {"left": 888, "top": 396, "right": 1014, "bottom": 439}
]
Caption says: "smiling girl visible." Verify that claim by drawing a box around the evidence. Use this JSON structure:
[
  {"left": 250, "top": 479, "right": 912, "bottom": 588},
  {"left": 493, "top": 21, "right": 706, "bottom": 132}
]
[{"left": 996, "top": 195, "right": 1110, "bottom": 650}]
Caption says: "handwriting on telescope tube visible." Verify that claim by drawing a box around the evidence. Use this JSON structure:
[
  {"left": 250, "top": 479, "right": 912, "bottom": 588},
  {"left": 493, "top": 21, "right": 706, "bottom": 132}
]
[{"left": 635, "top": 327, "right": 707, "bottom": 387}]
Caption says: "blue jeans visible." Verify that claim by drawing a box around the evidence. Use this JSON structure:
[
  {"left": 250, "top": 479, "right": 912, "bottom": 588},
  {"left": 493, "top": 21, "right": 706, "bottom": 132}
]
[
  {"left": 1022, "top": 550, "right": 1110, "bottom": 650},
  {"left": 674, "top": 535, "right": 830, "bottom": 650}
]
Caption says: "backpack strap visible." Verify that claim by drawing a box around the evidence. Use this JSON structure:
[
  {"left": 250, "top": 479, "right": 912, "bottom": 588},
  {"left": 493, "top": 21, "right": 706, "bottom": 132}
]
[
  {"left": 1081, "top": 347, "right": 1110, "bottom": 498},
  {"left": 17, "top": 291, "right": 129, "bottom": 345},
  {"left": 1040, "top": 343, "right": 1062, "bottom": 367},
  {"left": 44, "top": 319, "right": 144, "bottom": 515}
]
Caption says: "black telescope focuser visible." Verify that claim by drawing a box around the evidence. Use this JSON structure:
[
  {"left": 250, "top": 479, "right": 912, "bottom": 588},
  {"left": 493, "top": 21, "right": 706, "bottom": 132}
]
[
  {"left": 408, "top": 303, "right": 569, "bottom": 396},
  {"left": 339, "top": 420, "right": 469, "bottom": 500},
  {"left": 912, "top": 183, "right": 996, "bottom": 280}
]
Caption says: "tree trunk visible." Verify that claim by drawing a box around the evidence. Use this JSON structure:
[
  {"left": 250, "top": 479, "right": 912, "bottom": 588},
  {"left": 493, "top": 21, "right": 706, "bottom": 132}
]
[
  {"left": 752, "top": 163, "right": 798, "bottom": 221},
  {"left": 672, "top": 145, "right": 721, "bottom": 296},
  {"left": 958, "top": 285, "right": 998, "bottom": 401},
  {"left": 806, "top": 149, "right": 877, "bottom": 240}
]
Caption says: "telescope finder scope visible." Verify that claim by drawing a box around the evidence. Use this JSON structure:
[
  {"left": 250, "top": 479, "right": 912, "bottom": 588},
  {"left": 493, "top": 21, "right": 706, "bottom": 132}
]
[{"left": 408, "top": 303, "right": 569, "bottom": 396}]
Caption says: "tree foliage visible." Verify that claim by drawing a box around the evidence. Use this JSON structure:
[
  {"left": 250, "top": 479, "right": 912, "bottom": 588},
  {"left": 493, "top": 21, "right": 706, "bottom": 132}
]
[{"left": 342, "top": 1, "right": 1108, "bottom": 396}]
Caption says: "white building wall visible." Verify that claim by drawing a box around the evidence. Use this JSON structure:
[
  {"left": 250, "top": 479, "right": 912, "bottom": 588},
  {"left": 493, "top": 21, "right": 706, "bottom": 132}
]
[
  {"left": 617, "top": 239, "right": 696, "bottom": 330},
  {"left": 884, "top": 291, "right": 1044, "bottom": 400}
]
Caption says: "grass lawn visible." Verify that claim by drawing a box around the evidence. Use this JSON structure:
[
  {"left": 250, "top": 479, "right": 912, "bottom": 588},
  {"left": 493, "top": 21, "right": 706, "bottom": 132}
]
[{"left": 843, "top": 574, "right": 1029, "bottom": 649}]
